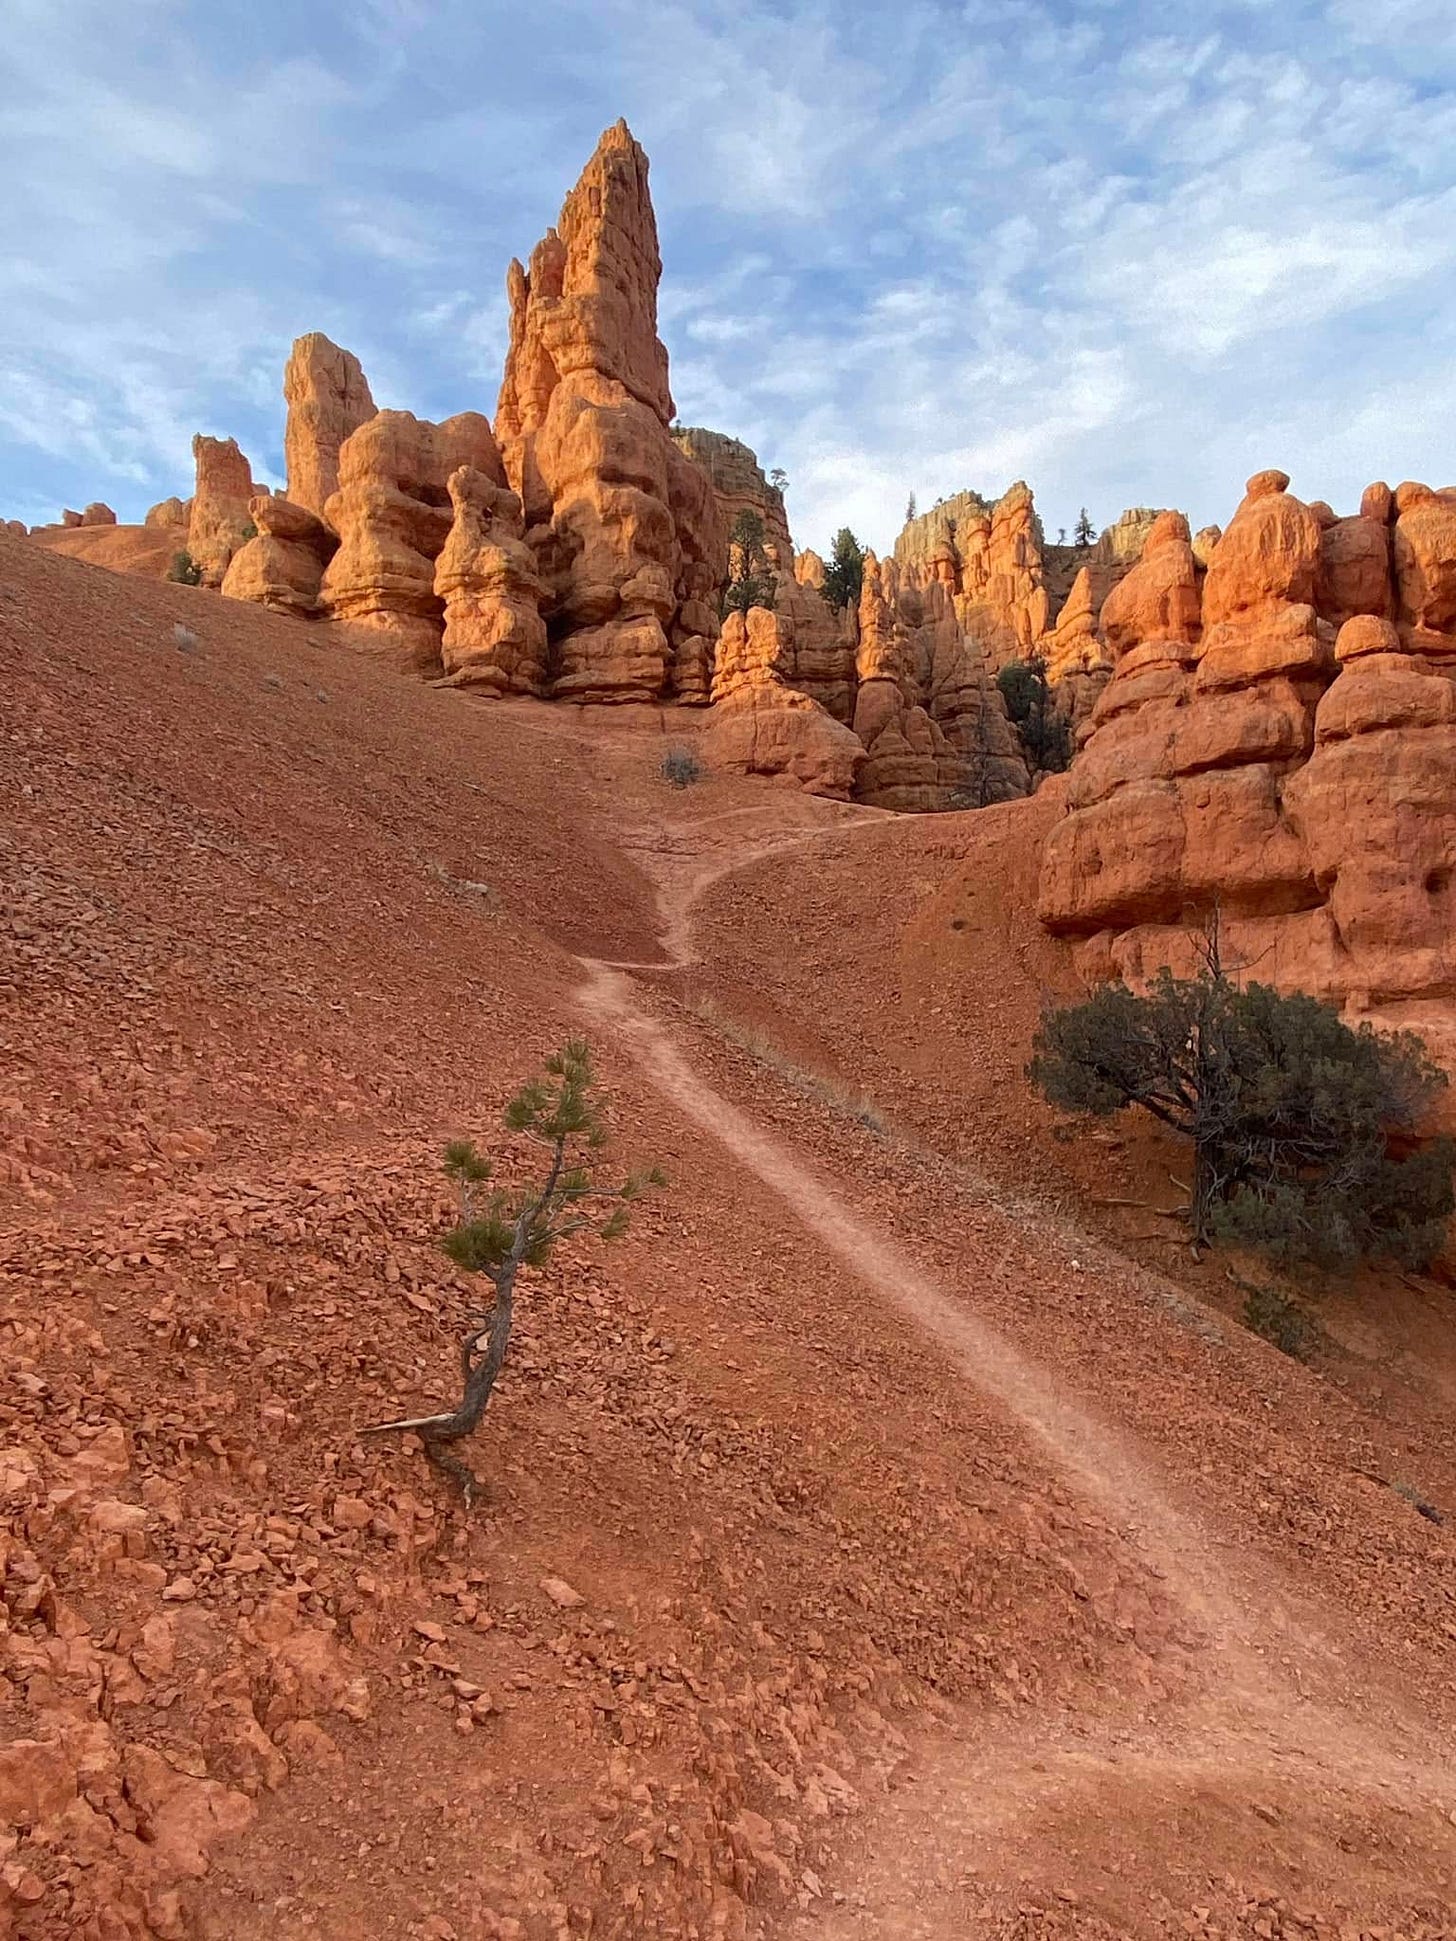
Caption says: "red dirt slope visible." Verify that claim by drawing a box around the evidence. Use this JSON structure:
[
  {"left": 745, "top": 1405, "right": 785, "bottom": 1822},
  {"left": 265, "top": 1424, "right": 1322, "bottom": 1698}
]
[
  {"left": 2, "top": 534, "right": 1454, "bottom": 1941},
  {"left": 25, "top": 525, "right": 181, "bottom": 582}
]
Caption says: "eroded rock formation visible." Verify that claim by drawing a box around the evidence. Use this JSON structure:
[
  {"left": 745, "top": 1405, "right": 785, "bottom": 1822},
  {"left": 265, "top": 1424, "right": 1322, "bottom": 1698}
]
[
  {"left": 221, "top": 494, "right": 339, "bottom": 617},
  {"left": 284, "top": 333, "right": 377, "bottom": 520},
  {"left": 1393, "top": 481, "right": 1456, "bottom": 648},
  {"left": 1040, "top": 568, "right": 1103, "bottom": 682},
  {"left": 434, "top": 465, "right": 549, "bottom": 694},
  {"left": 494, "top": 120, "right": 725, "bottom": 702},
  {"left": 852, "top": 555, "right": 976, "bottom": 812},
  {"left": 895, "top": 485, "right": 1048, "bottom": 669},
  {"left": 704, "top": 605, "right": 866, "bottom": 799},
  {"left": 1038, "top": 469, "right": 1456, "bottom": 1061},
  {"left": 318, "top": 410, "right": 498, "bottom": 664},
  {"left": 187, "top": 436, "right": 257, "bottom": 588},
  {"left": 1097, "top": 511, "right": 1202, "bottom": 662},
  {"left": 145, "top": 496, "right": 190, "bottom": 531},
  {"left": 672, "top": 428, "right": 792, "bottom": 574}
]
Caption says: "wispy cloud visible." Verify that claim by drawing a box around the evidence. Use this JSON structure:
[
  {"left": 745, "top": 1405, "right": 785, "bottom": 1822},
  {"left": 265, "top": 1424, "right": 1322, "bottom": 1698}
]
[{"left": 2, "top": 0, "right": 1454, "bottom": 556}]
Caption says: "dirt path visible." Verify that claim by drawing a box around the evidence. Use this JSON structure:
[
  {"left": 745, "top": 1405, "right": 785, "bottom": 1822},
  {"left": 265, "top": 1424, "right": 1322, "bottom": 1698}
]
[{"left": 575, "top": 802, "right": 1456, "bottom": 1934}]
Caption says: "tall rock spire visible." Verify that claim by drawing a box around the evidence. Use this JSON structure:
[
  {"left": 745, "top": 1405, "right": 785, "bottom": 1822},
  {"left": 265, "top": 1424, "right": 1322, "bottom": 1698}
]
[
  {"left": 493, "top": 121, "right": 720, "bottom": 702},
  {"left": 283, "top": 333, "right": 376, "bottom": 519}
]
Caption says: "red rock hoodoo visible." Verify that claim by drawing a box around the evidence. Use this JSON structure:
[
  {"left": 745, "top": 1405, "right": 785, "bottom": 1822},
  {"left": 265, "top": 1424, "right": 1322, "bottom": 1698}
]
[
  {"left": 283, "top": 333, "right": 378, "bottom": 520},
  {"left": 1036, "top": 470, "right": 1456, "bottom": 1069},
  {"left": 494, "top": 120, "right": 724, "bottom": 702},
  {"left": 221, "top": 494, "right": 339, "bottom": 618},
  {"left": 186, "top": 436, "right": 258, "bottom": 588},
  {"left": 317, "top": 410, "right": 499, "bottom": 664}
]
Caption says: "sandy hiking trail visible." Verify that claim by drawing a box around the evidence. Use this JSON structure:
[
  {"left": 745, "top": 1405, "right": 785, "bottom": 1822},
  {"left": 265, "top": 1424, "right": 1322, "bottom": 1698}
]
[{"left": 573, "top": 792, "right": 1456, "bottom": 1934}]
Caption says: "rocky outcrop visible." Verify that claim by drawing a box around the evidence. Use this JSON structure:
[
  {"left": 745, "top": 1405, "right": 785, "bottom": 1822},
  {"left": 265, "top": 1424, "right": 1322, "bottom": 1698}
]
[
  {"left": 284, "top": 333, "right": 377, "bottom": 520},
  {"left": 778, "top": 573, "right": 856, "bottom": 722},
  {"left": 776, "top": 553, "right": 857, "bottom": 721},
  {"left": 895, "top": 495, "right": 1187, "bottom": 705},
  {"left": 495, "top": 120, "right": 724, "bottom": 701},
  {"left": 705, "top": 684, "right": 865, "bottom": 799},
  {"left": 1097, "top": 511, "right": 1202, "bottom": 661},
  {"left": 672, "top": 427, "right": 792, "bottom": 577},
  {"left": 1038, "top": 567, "right": 1112, "bottom": 734},
  {"left": 187, "top": 436, "right": 257, "bottom": 587},
  {"left": 318, "top": 410, "right": 498, "bottom": 664},
  {"left": 1392, "top": 481, "right": 1456, "bottom": 650},
  {"left": 1040, "top": 474, "right": 1330, "bottom": 947},
  {"left": 79, "top": 502, "right": 116, "bottom": 527},
  {"left": 895, "top": 483, "right": 1165, "bottom": 680},
  {"left": 893, "top": 491, "right": 992, "bottom": 587},
  {"left": 221, "top": 494, "right": 339, "bottom": 617},
  {"left": 710, "top": 603, "right": 793, "bottom": 700},
  {"left": 704, "top": 606, "right": 865, "bottom": 798},
  {"left": 2, "top": 518, "right": 26, "bottom": 538},
  {"left": 1050, "top": 507, "right": 1171, "bottom": 631},
  {"left": 1040, "top": 567, "right": 1103, "bottom": 679},
  {"left": 962, "top": 484, "right": 1049, "bottom": 665},
  {"left": 1316, "top": 483, "right": 1394, "bottom": 632},
  {"left": 144, "top": 496, "right": 190, "bottom": 530},
  {"left": 893, "top": 483, "right": 1050, "bottom": 671},
  {"left": 851, "top": 555, "right": 964, "bottom": 812},
  {"left": 1037, "top": 469, "right": 1456, "bottom": 1057},
  {"left": 434, "top": 465, "right": 549, "bottom": 694},
  {"left": 1200, "top": 470, "right": 1321, "bottom": 639},
  {"left": 1094, "top": 507, "right": 1164, "bottom": 573},
  {"left": 1280, "top": 612, "right": 1456, "bottom": 1010},
  {"left": 907, "top": 573, "right": 1028, "bottom": 801}
]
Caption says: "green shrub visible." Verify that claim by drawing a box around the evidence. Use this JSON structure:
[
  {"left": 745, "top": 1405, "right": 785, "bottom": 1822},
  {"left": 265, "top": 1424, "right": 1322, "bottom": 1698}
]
[
  {"left": 997, "top": 656, "right": 1071, "bottom": 775},
  {"left": 722, "top": 510, "right": 777, "bottom": 615},
  {"left": 821, "top": 527, "right": 864, "bottom": 611},
  {"left": 1029, "top": 940, "right": 1454, "bottom": 1268},
  {"left": 168, "top": 549, "right": 202, "bottom": 586},
  {"left": 661, "top": 748, "right": 703, "bottom": 787},
  {"left": 1241, "top": 1284, "right": 1318, "bottom": 1359}
]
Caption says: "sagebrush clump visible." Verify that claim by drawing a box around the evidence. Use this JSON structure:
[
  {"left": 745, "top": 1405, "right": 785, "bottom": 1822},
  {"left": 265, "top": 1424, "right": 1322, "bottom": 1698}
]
[{"left": 661, "top": 747, "right": 703, "bottom": 787}]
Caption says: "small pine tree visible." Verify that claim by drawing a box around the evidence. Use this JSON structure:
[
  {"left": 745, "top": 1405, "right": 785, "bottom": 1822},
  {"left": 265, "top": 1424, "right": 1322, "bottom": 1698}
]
[
  {"left": 905, "top": 491, "right": 918, "bottom": 525},
  {"left": 997, "top": 656, "right": 1071, "bottom": 776},
  {"left": 366, "top": 1041, "right": 663, "bottom": 1502},
  {"left": 769, "top": 467, "right": 788, "bottom": 498},
  {"left": 1074, "top": 507, "right": 1096, "bottom": 547},
  {"left": 168, "top": 550, "right": 202, "bottom": 586},
  {"left": 821, "top": 527, "right": 865, "bottom": 611},
  {"left": 1029, "top": 932, "right": 1454, "bottom": 1266},
  {"left": 722, "top": 510, "right": 777, "bottom": 615}
]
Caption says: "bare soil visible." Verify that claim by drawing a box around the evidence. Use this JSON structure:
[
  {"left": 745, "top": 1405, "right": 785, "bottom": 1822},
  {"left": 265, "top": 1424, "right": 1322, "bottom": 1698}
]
[{"left": 2, "top": 533, "right": 1453, "bottom": 1940}]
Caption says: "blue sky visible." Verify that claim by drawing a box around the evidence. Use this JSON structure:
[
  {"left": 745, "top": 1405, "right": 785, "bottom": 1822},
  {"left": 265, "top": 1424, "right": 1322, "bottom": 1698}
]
[{"left": 3, "top": 0, "right": 1454, "bottom": 555}]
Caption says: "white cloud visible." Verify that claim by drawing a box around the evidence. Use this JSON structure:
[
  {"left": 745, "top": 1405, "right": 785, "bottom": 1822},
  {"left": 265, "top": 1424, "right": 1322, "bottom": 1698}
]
[{"left": 1, "top": 0, "right": 1454, "bottom": 562}]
